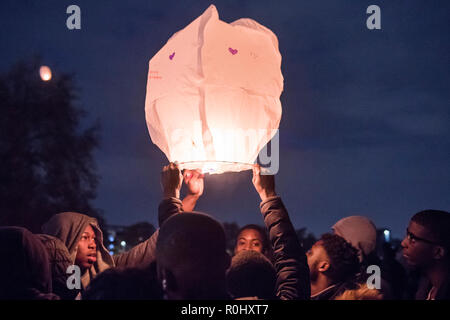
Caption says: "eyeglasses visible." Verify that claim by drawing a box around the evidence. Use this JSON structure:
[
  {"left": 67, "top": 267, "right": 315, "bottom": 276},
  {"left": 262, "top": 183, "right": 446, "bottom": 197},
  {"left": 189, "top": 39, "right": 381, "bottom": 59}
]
[{"left": 406, "top": 229, "right": 439, "bottom": 245}]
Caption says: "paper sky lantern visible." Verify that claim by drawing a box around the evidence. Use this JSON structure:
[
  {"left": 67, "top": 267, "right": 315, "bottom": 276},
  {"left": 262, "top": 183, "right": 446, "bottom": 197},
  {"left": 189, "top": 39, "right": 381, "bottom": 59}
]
[
  {"left": 39, "top": 66, "right": 52, "bottom": 81},
  {"left": 145, "top": 5, "right": 283, "bottom": 174}
]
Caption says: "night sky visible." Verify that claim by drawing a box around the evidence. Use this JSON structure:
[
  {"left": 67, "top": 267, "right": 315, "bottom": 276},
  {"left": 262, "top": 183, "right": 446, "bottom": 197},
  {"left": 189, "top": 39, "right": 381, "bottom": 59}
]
[{"left": 1, "top": 0, "right": 449, "bottom": 239}]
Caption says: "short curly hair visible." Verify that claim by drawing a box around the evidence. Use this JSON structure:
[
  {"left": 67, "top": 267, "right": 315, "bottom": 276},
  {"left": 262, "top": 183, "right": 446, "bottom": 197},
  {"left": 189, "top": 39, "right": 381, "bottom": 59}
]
[
  {"left": 320, "top": 233, "right": 360, "bottom": 283},
  {"left": 226, "top": 250, "right": 276, "bottom": 299}
]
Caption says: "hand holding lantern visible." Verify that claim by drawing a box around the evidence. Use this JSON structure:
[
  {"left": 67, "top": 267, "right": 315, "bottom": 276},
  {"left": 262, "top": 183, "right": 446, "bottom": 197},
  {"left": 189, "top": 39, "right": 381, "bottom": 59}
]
[
  {"left": 182, "top": 169, "right": 204, "bottom": 211},
  {"left": 161, "top": 162, "right": 183, "bottom": 199},
  {"left": 252, "top": 164, "right": 277, "bottom": 202}
]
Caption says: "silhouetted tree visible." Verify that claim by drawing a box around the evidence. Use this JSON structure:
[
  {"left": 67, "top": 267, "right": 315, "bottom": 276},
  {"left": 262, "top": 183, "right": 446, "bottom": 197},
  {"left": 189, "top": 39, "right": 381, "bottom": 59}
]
[{"left": 0, "top": 57, "right": 103, "bottom": 232}]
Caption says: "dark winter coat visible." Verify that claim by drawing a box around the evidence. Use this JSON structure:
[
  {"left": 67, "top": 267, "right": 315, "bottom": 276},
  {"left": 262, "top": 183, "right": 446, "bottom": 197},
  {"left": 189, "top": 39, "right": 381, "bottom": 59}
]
[
  {"left": 0, "top": 226, "right": 59, "bottom": 299},
  {"left": 260, "top": 196, "right": 310, "bottom": 300}
]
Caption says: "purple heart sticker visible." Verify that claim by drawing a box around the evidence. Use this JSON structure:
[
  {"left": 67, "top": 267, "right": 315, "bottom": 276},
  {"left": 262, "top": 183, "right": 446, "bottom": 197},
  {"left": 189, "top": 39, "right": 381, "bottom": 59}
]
[{"left": 228, "top": 48, "right": 238, "bottom": 55}]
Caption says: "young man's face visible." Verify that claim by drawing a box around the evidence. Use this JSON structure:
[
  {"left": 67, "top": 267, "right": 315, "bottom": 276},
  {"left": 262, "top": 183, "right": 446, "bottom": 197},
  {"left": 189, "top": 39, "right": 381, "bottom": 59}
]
[
  {"left": 75, "top": 224, "right": 97, "bottom": 271},
  {"left": 234, "top": 229, "right": 264, "bottom": 255},
  {"left": 306, "top": 240, "right": 329, "bottom": 282},
  {"left": 401, "top": 220, "right": 438, "bottom": 269}
]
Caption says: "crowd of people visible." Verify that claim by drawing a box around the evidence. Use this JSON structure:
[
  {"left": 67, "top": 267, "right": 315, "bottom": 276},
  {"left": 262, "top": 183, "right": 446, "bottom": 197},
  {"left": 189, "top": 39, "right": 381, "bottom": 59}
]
[{"left": 0, "top": 163, "right": 449, "bottom": 300}]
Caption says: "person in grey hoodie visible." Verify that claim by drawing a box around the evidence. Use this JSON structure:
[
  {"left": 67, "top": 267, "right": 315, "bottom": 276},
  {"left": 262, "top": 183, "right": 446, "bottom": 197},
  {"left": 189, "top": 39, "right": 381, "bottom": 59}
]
[{"left": 40, "top": 212, "right": 158, "bottom": 298}]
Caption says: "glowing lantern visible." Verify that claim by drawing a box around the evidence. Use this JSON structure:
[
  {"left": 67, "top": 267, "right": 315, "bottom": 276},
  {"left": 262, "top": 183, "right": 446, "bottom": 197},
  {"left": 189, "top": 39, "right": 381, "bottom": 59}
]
[
  {"left": 39, "top": 66, "right": 52, "bottom": 81},
  {"left": 145, "top": 5, "right": 283, "bottom": 174}
]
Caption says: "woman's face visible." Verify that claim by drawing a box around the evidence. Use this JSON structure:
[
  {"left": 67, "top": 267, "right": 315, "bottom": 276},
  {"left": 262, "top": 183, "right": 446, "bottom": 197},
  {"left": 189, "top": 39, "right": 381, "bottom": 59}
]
[{"left": 234, "top": 228, "right": 264, "bottom": 255}]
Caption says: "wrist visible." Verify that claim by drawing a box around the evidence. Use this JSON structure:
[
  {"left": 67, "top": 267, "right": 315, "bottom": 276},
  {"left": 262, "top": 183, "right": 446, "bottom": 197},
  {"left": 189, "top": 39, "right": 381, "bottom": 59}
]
[
  {"left": 259, "top": 190, "right": 277, "bottom": 202},
  {"left": 185, "top": 193, "right": 201, "bottom": 200},
  {"left": 163, "top": 189, "right": 180, "bottom": 199}
]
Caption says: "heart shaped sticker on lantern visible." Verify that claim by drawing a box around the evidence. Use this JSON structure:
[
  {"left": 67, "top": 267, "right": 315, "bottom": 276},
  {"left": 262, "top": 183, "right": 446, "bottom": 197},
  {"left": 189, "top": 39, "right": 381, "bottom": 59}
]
[{"left": 228, "top": 48, "right": 238, "bottom": 55}]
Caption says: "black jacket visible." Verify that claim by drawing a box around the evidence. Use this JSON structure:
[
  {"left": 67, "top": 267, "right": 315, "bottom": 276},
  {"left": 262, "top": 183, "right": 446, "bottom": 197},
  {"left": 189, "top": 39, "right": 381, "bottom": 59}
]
[
  {"left": 0, "top": 226, "right": 59, "bottom": 299},
  {"left": 260, "top": 196, "right": 310, "bottom": 300}
]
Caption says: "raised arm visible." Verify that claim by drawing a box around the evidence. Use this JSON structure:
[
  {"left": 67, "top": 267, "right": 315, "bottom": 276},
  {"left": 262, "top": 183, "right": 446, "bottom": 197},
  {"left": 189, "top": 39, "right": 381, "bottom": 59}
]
[
  {"left": 113, "top": 230, "right": 159, "bottom": 269},
  {"left": 252, "top": 164, "right": 311, "bottom": 300}
]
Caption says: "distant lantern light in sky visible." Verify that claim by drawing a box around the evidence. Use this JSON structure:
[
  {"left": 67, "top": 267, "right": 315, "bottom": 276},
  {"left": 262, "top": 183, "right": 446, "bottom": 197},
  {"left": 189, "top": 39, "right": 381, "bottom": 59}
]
[
  {"left": 145, "top": 5, "right": 283, "bottom": 174},
  {"left": 39, "top": 66, "right": 52, "bottom": 81}
]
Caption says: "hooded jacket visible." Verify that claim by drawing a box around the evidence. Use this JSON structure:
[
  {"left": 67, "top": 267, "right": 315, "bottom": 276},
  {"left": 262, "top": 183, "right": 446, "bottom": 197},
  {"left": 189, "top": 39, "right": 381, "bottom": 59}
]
[
  {"left": 37, "top": 233, "right": 78, "bottom": 300},
  {"left": 41, "top": 212, "right": 158, "bottom": 294}
]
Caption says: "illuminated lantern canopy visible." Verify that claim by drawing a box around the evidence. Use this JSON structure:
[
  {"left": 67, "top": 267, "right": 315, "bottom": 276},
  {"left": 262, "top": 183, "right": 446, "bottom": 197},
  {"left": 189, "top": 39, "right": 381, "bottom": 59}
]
[{"left": 145, "top": 5, "right": 283, "bottom": 173}]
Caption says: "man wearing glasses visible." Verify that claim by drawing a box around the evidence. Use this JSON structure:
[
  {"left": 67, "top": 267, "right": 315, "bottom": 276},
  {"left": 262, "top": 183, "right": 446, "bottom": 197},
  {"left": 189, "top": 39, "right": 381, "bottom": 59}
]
[{"left": 401, "top": 210, "right": 450, "bottom": 300}]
